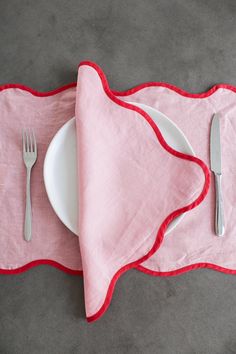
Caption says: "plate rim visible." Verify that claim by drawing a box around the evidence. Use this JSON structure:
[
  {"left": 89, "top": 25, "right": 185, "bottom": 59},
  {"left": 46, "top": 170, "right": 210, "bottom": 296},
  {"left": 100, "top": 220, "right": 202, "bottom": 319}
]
[{"left": 43, "top": 118, "right": 78, "bottom": 235}]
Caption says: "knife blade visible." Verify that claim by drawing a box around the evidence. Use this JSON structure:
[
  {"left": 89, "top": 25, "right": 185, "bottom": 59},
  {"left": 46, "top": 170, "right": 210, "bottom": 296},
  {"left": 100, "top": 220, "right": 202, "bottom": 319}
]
[{"left": 210, "top": 113, "right": 225, "bottom": 236}]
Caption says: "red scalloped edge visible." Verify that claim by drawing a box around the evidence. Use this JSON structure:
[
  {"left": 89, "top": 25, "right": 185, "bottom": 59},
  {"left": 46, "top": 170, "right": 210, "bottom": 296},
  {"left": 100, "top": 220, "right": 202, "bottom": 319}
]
[
  {"left": 1, "top": 75, "right": 236, "bottom": 99},
  {"left": 137, "top": 263, "right": 236, "bottom": 276},
  {"left": 0, "top": 260, "right": 83, "bottom": 275},
  {"left": 0, "top": 82, "right": 77, "bottom": 96},
  {"left": 113, "top": 82, "right": 236, "bottom": 98}
]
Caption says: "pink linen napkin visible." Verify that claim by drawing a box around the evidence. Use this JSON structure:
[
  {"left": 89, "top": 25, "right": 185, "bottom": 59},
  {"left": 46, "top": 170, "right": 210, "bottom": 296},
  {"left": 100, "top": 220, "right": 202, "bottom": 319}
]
[{"left": 75, "top": 62, "right": 209, "bottom": 322}]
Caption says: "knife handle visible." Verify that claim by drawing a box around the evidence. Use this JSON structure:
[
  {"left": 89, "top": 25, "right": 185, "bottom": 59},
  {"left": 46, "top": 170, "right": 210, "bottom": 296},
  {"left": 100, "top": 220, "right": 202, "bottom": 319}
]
[{"left": 214, "top": 173, "right": 225, "bottom": 236}]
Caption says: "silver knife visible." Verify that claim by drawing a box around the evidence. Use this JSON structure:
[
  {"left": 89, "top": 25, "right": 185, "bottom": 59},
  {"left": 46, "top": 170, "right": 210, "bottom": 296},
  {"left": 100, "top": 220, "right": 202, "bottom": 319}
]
[{"left": 210, "top": 113, "right": 225, "bottom": 236}]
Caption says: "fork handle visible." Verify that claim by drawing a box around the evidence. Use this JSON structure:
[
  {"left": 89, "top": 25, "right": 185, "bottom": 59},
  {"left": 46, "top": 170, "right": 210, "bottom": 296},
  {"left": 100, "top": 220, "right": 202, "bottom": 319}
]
[{"left": 24, "top": 168, "right": 32, "bottom": 241}]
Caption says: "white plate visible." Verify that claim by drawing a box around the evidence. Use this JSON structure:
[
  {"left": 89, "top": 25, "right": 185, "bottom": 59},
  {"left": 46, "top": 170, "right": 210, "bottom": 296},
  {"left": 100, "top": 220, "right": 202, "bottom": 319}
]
[{"left": 43, "top": 102, "right": 195, "bottom": 236}]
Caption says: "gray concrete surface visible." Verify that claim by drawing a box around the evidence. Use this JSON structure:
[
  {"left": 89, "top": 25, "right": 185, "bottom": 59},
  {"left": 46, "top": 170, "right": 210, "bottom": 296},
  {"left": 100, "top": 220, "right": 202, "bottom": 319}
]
[{"left": 1, "top": 0, "right": 236, "bottom": 353}]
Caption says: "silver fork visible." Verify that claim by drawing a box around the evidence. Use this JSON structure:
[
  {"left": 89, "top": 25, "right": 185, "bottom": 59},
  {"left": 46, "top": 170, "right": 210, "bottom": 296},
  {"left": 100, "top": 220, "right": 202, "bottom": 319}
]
[{"left": 22, "top": 129, "right": 37, "bottom": 241}]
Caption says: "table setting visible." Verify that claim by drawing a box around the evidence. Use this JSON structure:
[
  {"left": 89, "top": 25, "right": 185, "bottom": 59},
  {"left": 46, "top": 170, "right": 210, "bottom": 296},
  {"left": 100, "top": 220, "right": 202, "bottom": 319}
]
[{"left": 3, "top": 60, "right": 236, "bottom": 323}]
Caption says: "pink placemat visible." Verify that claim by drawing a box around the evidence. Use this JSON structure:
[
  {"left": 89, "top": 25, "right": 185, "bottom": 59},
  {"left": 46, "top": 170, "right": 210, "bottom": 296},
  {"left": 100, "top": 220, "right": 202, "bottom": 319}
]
[
  {"left": 0, "top": 82, "right": 82, "bottom": 274},
  {"left": 3, "top": 60, "right": 236, "bottom": 322},
  {"left": 118, "top": 81, "right": 236, "bottom": 277}
]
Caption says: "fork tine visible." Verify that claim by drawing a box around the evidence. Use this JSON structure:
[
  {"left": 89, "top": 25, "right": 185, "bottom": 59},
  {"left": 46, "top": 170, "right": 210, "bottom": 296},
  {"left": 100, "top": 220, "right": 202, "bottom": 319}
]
[
  {"left": 22, "top": 129, "right": 26, "bottom": 152},
  {"left": 23, "top": 128, "right": 37, "bottom": 156},
  {"left": 33, "top": 130, "right": 37, "bottom": 154},
  {"left": 29, "top": 129, "right": 33, "bottom": 152},
  {"left": 25, "top": 129, "right": 29, "bottom": 152},
  {"left": 23, "top": 129, "right": 27, "bottom": 152}
]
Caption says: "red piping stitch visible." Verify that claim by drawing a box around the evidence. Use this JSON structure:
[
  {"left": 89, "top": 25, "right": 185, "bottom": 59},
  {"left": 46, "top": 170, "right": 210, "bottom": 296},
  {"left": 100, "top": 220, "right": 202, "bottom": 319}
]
[
  {"left": 0, "top": 82, "right": 77, "bottom": 96},
  {"left": 1, "top": 78, "right": 236, "bottom": 99},
  {"left": 113, "top": 82, "right": 236, "bottom": 98},
  {"left": 137, "top": 263, "right": 236, "bottom": 276},
  {"left": 0, "top": 260, "right": 82, "bottom": 276}
]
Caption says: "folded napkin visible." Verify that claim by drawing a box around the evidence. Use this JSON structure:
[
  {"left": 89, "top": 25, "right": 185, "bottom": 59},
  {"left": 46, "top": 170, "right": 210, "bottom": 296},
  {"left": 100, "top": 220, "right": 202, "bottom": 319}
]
[{"left": 75, "top": 62, "right": 209, "bottom": 321}]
